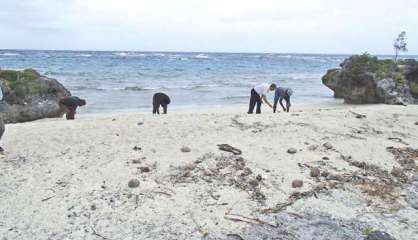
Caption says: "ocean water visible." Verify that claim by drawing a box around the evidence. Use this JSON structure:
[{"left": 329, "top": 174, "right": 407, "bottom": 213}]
[{"left": 0, "top": 50, "right": 412, "bottom": 113}]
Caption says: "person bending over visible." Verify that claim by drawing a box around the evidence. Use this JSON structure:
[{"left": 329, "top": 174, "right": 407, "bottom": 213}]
[
  {"left": 273, "top": 87, "right": 293, "bottom": 113},
  {"left": 248, "top": 83, "right": 276, "bottom": 114},
  {"left": 59, "top": 96, "right": 87, "bottom": 120},
  {"left": 153, "top": 92, "right": 171, "bottom": 114}
]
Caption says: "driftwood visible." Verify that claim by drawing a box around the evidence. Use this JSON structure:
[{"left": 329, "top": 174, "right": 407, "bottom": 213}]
[{"left": 217, "top": 144, "right": 242, "bottom": 155}]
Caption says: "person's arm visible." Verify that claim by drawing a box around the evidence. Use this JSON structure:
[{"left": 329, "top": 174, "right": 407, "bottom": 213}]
[
  {"left": 279, "top": 97, "right": 286, "bottom": 111},
  {"left": 261, "top": 95, "right": 273, "bottom": 109}
]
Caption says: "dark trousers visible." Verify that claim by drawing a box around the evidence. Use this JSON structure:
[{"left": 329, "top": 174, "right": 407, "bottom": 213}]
[
  {"left": 153, "top": 103, "right": 167, "bottom": 114},
  {"left": 248, "top": 89, "right": 262, "bottom": 114},
  {"left": 66, "top": 107, "right": 76, "bottom": 120}
]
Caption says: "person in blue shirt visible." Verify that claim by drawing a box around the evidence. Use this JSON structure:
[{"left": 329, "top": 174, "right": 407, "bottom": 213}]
[{"left": 273, "top": 87, "right": 293, "bottom": 112}]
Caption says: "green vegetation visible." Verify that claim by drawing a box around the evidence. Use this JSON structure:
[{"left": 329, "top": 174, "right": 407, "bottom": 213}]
[
  {"left": 0, "top": 69, "right": 49, "bottom": 102},
  {"left": 342, "top": 53, "right": 407, "bottom": 84},
  {"left": 322, "top": 68, "right": 340, "bottom": 83}
]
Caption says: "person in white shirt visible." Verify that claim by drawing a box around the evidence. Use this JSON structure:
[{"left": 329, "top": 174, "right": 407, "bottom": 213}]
[{"left": 248, "top": 83, "right": 276, "bottom": 114}]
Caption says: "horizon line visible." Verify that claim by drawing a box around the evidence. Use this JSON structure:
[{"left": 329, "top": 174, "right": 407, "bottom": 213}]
[{"left": 1, "top": 48, "right": 417, "bottom": 56}]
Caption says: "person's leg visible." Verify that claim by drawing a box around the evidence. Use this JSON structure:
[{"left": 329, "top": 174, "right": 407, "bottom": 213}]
[
  {"left": 255, "top": 94, "right": 262, "bottom": 114},
  {"left": 153, "top": 102, "right": 159, "bottom": 114},
  {"left": 248, "top": 89, "right": 257, "bottom": 114},
  {"left": 162, "top": 104, "right": 167, "bottom": 114},
  {"left": 66, "top": 107, "right": 75, "bottom": 120},
  {"left": 285, "top": 95, "right": 291, "bottom": 112}
]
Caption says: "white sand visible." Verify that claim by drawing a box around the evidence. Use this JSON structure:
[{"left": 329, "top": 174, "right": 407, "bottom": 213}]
[{"left": 0, "top": 104, "right": 417, "bottom": 239}]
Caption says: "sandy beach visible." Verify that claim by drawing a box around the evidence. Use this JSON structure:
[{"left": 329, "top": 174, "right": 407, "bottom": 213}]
[{"left": 1, "top": 104, "right": 418, "bottom": 240}]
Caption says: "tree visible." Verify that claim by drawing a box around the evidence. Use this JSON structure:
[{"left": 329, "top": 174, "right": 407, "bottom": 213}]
[{"left": 393, "top": 31, "right": 407, "bottom": 61}]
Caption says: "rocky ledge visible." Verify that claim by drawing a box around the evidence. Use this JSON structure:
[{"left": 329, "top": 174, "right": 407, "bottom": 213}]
[
  {"left": 322, "top": 54, "right": 418, "bottom": 104},
  {"left": 0, "top": 69, "right": 71, "bottom": 123}
]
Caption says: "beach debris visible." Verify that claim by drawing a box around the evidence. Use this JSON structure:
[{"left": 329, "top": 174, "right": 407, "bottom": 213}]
[
  {"left": 133, "top": 146, "right": 142, "bottom": 151},
  {"left": 365, "top": 231, "right": 396, "bottom": 240},
  {"left": 128, "top": 178, "right": 140, "bottom": 188},
  {"left": 387, "top": 137, "right": 409, "bottom": 145},
  {"left": 181, "top": 146, "right": 191, "bottom": 153},
  {"left": 137, "top": 121, "right": 144, "bottom": 126},
  {"left": 139, "top": 166, "right": 151, "bottom": 173},
  {"left": 224, "top": 212, "right": 276, "bottom": 227},
  {"left": 292, "top": 179, "right": 303, "bottom": 188},
  {"left": 112, "top": 118, "right": 116, "bottom": 121},
  {"left": 226, "top": 234, "right": 244, "bottom": 240},
  {"left": 350, "top": 111, "right": 367, "bottom": 119},
  {"left": 307, "top": 145, "right": 318, "bottom": 151},
  {"left": 287, "top": 148, "right": 297, "bottom": 154},
  {"left": 217, "top": 144, "right": 242, "bottom": 155},
  {"left": 41, "top": 195, "right": 56, "bottom": 202},
  {"left": 310, "top": 167, "right": 320, "bottom": 178},
  {"left": 323, "top": 142, "right": 333, "bottom": 150}
]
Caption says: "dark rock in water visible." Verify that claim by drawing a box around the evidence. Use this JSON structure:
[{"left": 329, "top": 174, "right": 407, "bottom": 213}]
[
  {"left": 310, "top": 167, "right": 320, "bottom": 178},
  {"left": 128, "top": 178, "right": 140, "bottom": 188},
  {"left": 181, "top": 146, "right": 191, "bottom": 153},
  {"left": 292, "top": 179, "right": 303, "bottom": 188},
  {"left": 287, "top": 148, "right": 297, "bottom": 154},
  {"left": 365, "top": 231, "right": 397, "bottom": 240},
  {"left": 0, "top": 69, "right": 71, "bottom": 123},
  {"left": 322, "top": 54, "right": 418, "bottom": 104}
]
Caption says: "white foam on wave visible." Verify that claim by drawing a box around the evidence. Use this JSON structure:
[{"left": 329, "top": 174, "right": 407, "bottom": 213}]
[
  {"left": 77, "top": 54, "right": 92, "bottom": 57},
  {"left": 114, "top": 52, "right": 128, "bottom": 56},
  {"left": 194, "top": 54, "right": 210, "bottom": 59},
  {"left": 1, "top": 52, "right": 20, "bottom": 56}
]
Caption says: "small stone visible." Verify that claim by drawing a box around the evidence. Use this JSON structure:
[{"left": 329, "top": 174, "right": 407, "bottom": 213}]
[
  {"left": 137, "top": 122, "right": 144, "bottom": 126},
  {"left": 287, "top": 148, "right": 297, "bottom": 154},
  {"left": 321, "top": 170, "right": 330, "bottom": 177},
  {"left": 323, "top": 142, "right": 333, "bottom": 150},
  {"left": 256, "top": 174, "right": 263, "bottom": 181},
  {"left": 139, "top": 166, "right": 150, "bottom": 173},
  {"left": 132, "top": 159, "right": 142, "bottom": 164},
  {"left": 90, "top": 204, "right": 97, "bottom": 211},
  {"left": 365, "top": 231, "right": 396, "bottom": 240},
  {"left": 415, "top": 121, "right": 418, "bottom": 125},
  {"left": 310, "top": 167, "right": 320, "bottom": 178},
  {"left": 133, "top": 146, "right": 141, "bottom": 151},
  {"left": 292, "top": 179, "right": 303, "bottom": 188},
  {"left": 181, "top": 146, "right": 191, "bottom": 153},
  {"left": 322, "top": 156, "right": 330, "bottom": 160},
  {"left": 128, "top": 178, "right": 140, "bottom": 188},
  {"left": 390, "top": 167, "right": 403, "bottom": 178}
]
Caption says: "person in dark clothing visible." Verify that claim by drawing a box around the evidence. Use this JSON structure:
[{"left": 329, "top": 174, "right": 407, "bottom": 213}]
[
  {"left": 248, "top": 83, "right": 276, "bottom": 114},
  {"left": 59, "top": 96, "right": 86, "bottom": 120},
  {"left": 153, "top": 93, "right": 171, "bottom": 114},
  {"left": 273, "top": 87, "right": 293, "bottom": 113}
]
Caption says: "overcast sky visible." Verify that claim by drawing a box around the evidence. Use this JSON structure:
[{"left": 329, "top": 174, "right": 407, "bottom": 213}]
[{"left": 0, "top": 0, "right": 417, "bottom": 54}]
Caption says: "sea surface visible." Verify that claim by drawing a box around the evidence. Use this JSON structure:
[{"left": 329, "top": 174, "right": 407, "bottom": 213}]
[{"left": 1, "top": 50, "right": 414, "bottom": 113}]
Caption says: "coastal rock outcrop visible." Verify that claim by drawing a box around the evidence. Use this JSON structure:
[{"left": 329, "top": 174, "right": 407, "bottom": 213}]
[
  {"left": 322, "top": 54, "right": 418, "bottom": 104},
  {"left": 0, "top": 69, "right": 71, "bottom": 123}
]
